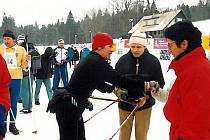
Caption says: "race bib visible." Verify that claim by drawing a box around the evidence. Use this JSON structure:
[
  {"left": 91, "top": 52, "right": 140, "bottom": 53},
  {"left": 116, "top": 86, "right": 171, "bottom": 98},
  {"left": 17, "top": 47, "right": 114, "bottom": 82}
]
[{"left": 5, "top": 52, "right": 17, "bottom": 69}]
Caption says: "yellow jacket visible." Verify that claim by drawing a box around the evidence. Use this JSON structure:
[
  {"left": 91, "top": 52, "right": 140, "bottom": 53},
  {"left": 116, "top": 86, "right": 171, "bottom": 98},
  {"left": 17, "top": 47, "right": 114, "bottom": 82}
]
[{"left": 0, "top": 44, "right": 28, "bottom": 79}]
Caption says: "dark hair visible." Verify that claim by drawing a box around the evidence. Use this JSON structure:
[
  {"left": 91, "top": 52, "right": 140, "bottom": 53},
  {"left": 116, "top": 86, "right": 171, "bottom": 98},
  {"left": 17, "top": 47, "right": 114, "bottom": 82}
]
[
  {"left": 45, "top": 47, "right": 53, "bottom": 54},
  {"left": 164, "top": 20, "right": 202, "bottom": 50},
  {"left": 3, "top": 29, "right": 16, "bottom": 39}
]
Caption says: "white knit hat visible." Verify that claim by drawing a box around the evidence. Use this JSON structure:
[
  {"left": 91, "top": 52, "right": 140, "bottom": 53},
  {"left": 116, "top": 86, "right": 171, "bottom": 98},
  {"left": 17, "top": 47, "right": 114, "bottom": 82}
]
[
  {"left": 129, "top": 31, "right": 147, "bottom": 46},
  {"left": 58, "top": 39, "right": 65, "bottom": 44}
]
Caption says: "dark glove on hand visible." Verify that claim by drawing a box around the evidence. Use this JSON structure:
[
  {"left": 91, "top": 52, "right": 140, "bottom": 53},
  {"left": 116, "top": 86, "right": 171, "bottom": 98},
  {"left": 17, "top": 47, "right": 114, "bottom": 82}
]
[{"left": 85, "top": 101, "right": 93, "bottom": 111}]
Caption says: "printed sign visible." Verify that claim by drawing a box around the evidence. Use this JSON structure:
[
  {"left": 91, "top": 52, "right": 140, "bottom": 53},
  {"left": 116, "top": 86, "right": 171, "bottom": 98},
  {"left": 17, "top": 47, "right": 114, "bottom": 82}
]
[
  {"left": 160, "top": 50, "right": 171, "bottom": 60},
  {"left": 154, "top": 38, "right": 168, "bottom": 49}
]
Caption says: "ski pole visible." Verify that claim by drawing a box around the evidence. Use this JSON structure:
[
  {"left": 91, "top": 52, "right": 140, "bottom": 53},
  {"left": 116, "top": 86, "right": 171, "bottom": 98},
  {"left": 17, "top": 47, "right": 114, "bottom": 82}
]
[
  {"left": 89, "top": 96, "right": 118, "bottom": 102},
  {"left": 25, "top": 38, "right": 37, "bottom": 134},
  {"left": 108, "top": 96, "right": 149, "bottom": 140},
  {"left": 89, "top": 96, "right": 136, "bottom": 107},
  {"left": 9, "top": 108, "right": 16, "bottom": 124},
  {"left": 84, "top": 101, "right": 117, "bottom": 123},
  {"left": 108, "top": 104, "right": 139, "bottom": 140}
]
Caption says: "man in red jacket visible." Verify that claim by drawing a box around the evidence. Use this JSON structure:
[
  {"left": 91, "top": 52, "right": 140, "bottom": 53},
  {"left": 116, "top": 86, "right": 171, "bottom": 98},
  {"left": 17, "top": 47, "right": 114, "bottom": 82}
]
[
  {"left": 0, "top": 54, "right": 11, "bottom": 140},
  {"left": 162, "top": 21, "right": 210, "bottom": 140}
]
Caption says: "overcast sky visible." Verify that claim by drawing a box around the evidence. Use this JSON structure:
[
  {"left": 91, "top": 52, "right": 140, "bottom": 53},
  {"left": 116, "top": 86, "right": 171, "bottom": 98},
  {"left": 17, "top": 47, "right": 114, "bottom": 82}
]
[{"left": 0, "top": 0, "right": 199, "bottom": 27}]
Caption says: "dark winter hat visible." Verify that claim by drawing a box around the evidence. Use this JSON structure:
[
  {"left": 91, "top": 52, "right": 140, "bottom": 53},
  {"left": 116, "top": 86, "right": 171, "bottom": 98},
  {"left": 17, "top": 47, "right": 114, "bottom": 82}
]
[
  {"left": 45, "top": 47, "right": 53, "bottom": 54},
  {"left": 3, "top": 30, "right": 16, "bottom": 40},
  {"left": 92, "top": 32, "right": 113, "bottom": 50}
]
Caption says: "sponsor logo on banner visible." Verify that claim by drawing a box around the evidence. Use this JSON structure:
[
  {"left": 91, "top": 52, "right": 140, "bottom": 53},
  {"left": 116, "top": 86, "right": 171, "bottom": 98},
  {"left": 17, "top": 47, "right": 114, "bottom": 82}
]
[{"left": 154, "top": 38, "right": 168, "bottom": 49}]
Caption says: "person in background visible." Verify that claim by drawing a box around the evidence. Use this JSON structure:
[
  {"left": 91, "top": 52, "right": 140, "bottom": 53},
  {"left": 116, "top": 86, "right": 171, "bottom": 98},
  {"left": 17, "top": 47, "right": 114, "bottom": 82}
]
[
  {"left": 47, "top": 32, "right": 160, "bottom": 140},
  {"left": 67, "top": 45, "right": 74, "bottom": 69},
  {"left": 34, "top": 47, "right": 55, "bottom": 105},
  {"left": 72, "top": 46, "right": 79, "bottom": 68},
  {"left": 17, "top": 34, "right": 40, "bottom": 113},
  {"left": 0, "top": 54, "right": 11, "bottom": 140},
  {"left": 0, "top": 30, "right": 30, "bottom": 135},
  {"left": 80, "top": 45, "right": 90, "bottom": 61},
  {"left": 52, "top": 39, "right": 68, "bottom": 90},
  {"left": 153, "top": 20, "right": 210, "bottom": 140},
  {"left": 115, "top": 31, "right": 165, "bottom": 140}
]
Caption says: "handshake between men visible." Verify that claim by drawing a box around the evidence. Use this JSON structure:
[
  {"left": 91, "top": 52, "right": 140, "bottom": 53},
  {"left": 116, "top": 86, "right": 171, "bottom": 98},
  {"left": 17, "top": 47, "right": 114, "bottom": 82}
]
[{"left": 113, "top": 81, "right": 160, "bottom": 101}]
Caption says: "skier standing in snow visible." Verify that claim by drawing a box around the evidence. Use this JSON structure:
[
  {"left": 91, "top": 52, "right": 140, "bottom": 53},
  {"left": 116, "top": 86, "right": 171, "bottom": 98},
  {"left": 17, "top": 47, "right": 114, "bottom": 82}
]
[
  {"left": 72, "top": 46, "right": 79, "bottom": 68},
  {"left": 66, "top": 45, "right": 74, "bottom": 69},
  {"left": 34, "top": 47, "right": 55, "bottom": 105},
  {"left": 52, "top": 39, "right": 69, "bottom": 90},
  {"left": 115, "top": 31, "right": 165, "bottom": 140},
  {"left": 17, "top": 34, "right": 40, "bottom": 113},
  {"left": 47, "top": 32, "right": 160, "bottom": 140},
  {"left": 153, "top": 21, "right": 210, "bottom": 140},
  {"left": 0, "top": 30, "right": 30, "bottom": 135},
  {"left": 0, "top": 55, "right": 11, "bottom": 140}
]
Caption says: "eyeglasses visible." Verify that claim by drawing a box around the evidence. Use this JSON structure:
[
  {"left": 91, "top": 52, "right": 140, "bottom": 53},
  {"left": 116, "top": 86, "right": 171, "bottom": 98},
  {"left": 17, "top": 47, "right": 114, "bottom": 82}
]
[{"left": 167, "top": 41, "right": 176, "bottom": 48}]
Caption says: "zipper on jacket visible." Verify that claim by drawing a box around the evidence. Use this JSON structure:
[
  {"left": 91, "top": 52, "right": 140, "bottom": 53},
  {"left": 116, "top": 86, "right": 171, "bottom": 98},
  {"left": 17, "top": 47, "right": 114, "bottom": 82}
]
[{"left": 136, "top": 59, "right": 139, "bottom": 75}]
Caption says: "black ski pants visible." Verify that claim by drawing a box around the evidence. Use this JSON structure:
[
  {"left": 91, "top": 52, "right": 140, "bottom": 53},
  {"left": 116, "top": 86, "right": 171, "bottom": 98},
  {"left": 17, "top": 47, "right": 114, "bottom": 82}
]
[{"left": 55, "top": 101, "right": 85, "bottom": 140}]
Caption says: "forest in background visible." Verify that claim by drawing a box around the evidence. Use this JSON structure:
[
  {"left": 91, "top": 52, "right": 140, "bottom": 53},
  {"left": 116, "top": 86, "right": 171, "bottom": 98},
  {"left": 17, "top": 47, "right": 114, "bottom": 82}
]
[{"left": 0, "top": 0, "right": 210, "bottom": 45}]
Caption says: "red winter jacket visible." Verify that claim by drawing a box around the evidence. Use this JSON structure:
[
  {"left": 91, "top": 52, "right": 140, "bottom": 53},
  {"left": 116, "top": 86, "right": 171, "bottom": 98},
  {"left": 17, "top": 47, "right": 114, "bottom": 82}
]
[
  {"left": 0, "top": 55, "right": 11, "bottom": 111},
  {"left": 164, "top": 47, "right": 210, "bottom": 140}
]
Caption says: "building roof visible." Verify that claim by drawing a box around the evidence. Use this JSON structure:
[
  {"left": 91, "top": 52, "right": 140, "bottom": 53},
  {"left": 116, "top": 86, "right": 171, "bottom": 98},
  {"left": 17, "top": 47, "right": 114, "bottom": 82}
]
[{"left": 128, "top": 10, "right": 186, "bottom": 33}]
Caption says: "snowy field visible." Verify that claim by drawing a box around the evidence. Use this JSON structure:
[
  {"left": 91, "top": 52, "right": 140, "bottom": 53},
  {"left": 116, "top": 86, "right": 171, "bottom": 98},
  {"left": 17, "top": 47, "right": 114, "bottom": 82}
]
[
  {"left": 4, "top": 47, "right": 173, "bottom": 140},
  {"left": 5, "top": 19, "right": 210, "bottom": 140}
]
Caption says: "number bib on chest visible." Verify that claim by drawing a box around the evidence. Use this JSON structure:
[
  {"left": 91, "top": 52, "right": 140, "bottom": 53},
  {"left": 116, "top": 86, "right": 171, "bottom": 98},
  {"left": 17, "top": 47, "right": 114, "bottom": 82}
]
[{"left": 5, "top": 52, "right": 17, "bottom": 69}]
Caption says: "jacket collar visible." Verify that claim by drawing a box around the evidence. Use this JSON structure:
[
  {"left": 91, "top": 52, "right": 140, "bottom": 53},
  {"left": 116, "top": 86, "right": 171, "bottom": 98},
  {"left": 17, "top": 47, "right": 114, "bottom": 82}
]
[
  {"left": 3, "top": 43, "right": 18, "bottom": 49},
  {"left": 168, "top": 47, "right": 207, "bottom": 75}
]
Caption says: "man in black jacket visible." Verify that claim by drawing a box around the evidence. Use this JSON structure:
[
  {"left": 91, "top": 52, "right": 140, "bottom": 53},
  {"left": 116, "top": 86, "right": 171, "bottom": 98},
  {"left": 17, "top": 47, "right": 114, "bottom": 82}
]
[
  {"left": 34, "top": 47, "right": 54, "bottom": 105},
  {"left": 115, "top": 31, "right": 165, "bottom": 140},
  {"left": 48, "top": 32, "right": 159, "bottom": 140}
]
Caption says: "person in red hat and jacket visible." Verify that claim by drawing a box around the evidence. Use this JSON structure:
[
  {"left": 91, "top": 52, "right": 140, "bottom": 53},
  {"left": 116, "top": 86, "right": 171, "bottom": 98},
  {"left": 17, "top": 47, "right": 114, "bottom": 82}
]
[
  {"left": 152, "top": 21, "right": 210, "bottom": 140},
  {"left": 0, "top": 54, "right": 11, "bottom": 140},
  {"left": 47, "top": 32, "right": 159, "bottom": 140}
]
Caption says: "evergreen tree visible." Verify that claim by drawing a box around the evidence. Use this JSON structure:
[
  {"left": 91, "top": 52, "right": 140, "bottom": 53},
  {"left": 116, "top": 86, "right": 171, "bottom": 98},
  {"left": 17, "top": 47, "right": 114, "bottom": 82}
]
[{"left": 0, "top": 13, "right": 16, "bottom": 36}]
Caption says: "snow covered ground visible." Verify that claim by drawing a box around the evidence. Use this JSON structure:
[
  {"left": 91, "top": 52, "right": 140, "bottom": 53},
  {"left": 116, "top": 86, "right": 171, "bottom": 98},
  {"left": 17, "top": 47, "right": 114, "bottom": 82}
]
[
  {"left": 5, "top": 19, "right": 210, "bottom": 140},
  {"left": 193, "top": 19, "right": 210, "bottom": 36},
  {"left": 5, "top": 47, "right": 173, "bottom": 140}
]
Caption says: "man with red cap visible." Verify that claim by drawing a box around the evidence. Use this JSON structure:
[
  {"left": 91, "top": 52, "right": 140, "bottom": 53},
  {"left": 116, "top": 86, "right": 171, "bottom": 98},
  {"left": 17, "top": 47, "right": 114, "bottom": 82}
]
[
  {"left": 0, "top": 54, "right": 11, "bottom": 140},
  {"left": 47, "top": 32, "right": 159, "bottom": 140}
]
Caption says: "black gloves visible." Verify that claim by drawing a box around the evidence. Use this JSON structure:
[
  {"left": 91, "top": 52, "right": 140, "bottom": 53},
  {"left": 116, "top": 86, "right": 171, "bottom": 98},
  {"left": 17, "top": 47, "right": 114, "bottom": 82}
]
[{"left": 85, "top": 101, "right": 93, "bottom": 111}]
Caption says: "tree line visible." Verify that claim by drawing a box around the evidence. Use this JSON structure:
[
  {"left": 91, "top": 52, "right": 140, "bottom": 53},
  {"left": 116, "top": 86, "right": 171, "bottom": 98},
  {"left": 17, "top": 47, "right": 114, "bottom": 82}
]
[{"left": 0, "top": 0, "right": 210, "bottom": 45}]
